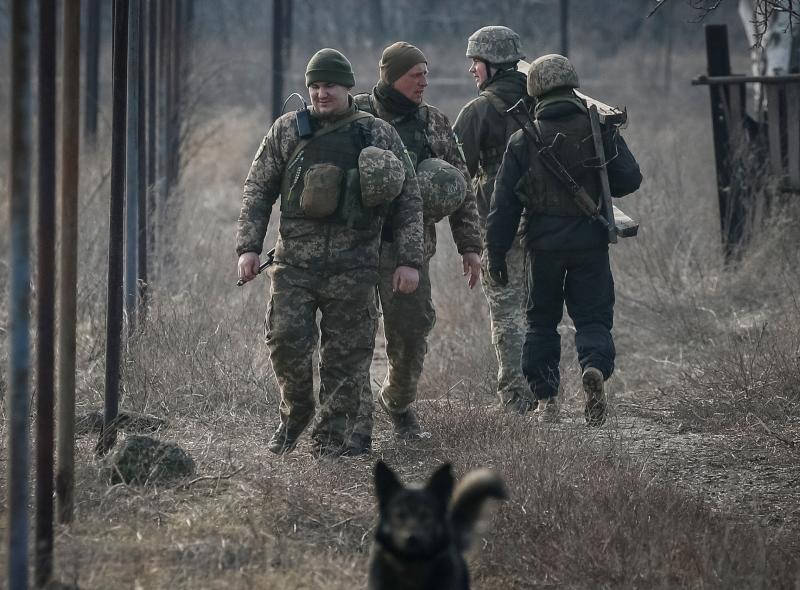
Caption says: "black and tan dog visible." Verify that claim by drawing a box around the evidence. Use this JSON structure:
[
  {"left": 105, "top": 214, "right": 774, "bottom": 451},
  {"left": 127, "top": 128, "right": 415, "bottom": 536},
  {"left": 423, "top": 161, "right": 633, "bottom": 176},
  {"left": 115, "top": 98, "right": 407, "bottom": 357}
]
[{"left": 368, "top": 461, "right": 508, "bottom": 590}]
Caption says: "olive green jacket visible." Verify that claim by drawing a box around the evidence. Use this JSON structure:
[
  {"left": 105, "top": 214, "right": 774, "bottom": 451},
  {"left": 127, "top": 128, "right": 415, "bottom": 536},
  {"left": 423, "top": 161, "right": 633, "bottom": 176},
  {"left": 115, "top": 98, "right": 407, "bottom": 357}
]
[{"left": 453, "top": 70, "right": 528, "bottom": 228}]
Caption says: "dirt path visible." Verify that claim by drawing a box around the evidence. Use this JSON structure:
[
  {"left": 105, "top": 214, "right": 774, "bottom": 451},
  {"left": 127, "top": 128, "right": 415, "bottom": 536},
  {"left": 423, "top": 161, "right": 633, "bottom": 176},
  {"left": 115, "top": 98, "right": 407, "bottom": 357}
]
[
  {"left": 613, "top": 402, "right": 800, "bottom": 547},
  {"left": 375, "top": 328, "right": 800, "bottom": 545}
]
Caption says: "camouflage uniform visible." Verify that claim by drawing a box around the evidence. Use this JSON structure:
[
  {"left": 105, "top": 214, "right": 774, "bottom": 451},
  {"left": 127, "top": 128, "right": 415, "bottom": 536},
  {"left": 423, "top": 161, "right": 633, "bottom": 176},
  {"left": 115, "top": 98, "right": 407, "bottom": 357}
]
[
  {"left": 453, "top": 28, "right": 531, "bottom": 409},
  {"left": 350, "top": 89, "right": 482, "bottom": 440},
  {"left": 237, "top": 99, "right": 424, "bottom": 453}
]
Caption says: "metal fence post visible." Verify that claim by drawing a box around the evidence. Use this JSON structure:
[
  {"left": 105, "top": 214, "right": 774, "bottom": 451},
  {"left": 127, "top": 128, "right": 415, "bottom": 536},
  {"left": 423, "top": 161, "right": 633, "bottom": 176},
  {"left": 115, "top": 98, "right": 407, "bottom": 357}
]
[
  {"left": 36, "top": 0, "right": 58, "bottom": 585},
  {"left": 57, "top": 0, "right": 82, "bottom": 526},
  {"left": 7, "top": 0, "right": 34, "bottom": 587},
  {"left": 98, "top": 0, "right": 130, "bottom": 456}
]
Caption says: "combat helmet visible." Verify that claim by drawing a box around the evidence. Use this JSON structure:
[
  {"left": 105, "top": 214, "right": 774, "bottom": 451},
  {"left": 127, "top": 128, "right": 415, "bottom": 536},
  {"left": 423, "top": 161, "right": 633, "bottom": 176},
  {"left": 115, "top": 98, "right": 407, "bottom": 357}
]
[
  {"left": 416, "top": 158, "right": 468, "bottom": 222},
  {"left": 527, "top": 54, "right": 579, "bottom": 98},
  {"left": 466, "top": 26, "right": 525, "bottom": 64},
  {"left": 358, "top": 146, "right": 405, "bottom": 208}
]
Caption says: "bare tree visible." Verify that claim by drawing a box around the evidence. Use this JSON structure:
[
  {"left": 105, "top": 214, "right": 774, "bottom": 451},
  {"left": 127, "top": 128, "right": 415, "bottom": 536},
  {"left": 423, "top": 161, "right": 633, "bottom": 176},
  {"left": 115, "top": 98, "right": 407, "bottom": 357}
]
[{"left": 650, "top": 0, "right": 799, "bottom": 46}]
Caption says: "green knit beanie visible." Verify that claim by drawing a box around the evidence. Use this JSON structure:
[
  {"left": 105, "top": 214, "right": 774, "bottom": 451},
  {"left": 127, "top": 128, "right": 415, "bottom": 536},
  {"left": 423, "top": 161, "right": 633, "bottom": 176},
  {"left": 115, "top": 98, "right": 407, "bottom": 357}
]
[
  {"left": 379, "top": 42, "right": 427, "bottom": 85},
  {"left": 305, "top": 48, "right": 355, "bottom": 87}
]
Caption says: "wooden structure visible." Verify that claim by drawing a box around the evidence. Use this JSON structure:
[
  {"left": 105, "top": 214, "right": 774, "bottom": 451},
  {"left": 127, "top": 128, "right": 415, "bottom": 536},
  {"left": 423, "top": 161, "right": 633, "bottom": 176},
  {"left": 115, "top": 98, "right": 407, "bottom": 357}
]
[{"left": 693, "top": 24, "right": 800, "bottom": 258}]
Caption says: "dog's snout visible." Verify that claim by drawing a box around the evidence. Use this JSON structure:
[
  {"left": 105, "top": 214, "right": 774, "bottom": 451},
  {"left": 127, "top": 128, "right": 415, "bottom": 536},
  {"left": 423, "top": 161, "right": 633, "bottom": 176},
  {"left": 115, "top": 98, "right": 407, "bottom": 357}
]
[{"left": 405, "top": 533, "right": 421, "bottom": 549}]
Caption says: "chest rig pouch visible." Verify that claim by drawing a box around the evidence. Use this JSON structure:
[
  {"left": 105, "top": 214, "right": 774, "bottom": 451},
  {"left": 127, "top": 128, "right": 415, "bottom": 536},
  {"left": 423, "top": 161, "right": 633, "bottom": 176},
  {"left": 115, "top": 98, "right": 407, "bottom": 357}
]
[
  {"left": 358, "top": 94, "right": 431, "bottom": 170},
  {"left": 281, "top": 112, "right": 380, "bottom": 230}
]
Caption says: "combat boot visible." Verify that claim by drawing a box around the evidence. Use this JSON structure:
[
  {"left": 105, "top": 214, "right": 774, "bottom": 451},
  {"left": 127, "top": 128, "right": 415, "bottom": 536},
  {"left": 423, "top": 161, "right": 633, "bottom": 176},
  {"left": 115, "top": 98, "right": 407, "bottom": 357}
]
[
  {"left": 532, "top": 397, "right": 560, "bottom": 423},
  {"left": 345, "top": 432, "right": 372, "bottom": 456},
  {"left": 582, "top": 367, "right": 607, "bottom": 427},
  {"left": 311, "top": 440, "right": 349, "bottom": 458},
  {"left": 379, "top": 394, "right": 422, "bottom": 439},
  {"left": 268, "top": 423, "right": 301, "bottom": 455},
  {"left": 505, "top": 394, "right": 534, "bottom": 415}
]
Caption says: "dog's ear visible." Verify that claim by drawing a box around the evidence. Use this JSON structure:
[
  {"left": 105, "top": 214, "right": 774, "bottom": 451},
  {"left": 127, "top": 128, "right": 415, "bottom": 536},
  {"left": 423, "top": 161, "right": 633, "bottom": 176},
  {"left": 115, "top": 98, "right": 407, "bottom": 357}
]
[
  {"left": 426, "top": 463, "right": 454, "bottom": 505},
  {"left": 375, "top": 461, "right": 403, "bottom": 506}
]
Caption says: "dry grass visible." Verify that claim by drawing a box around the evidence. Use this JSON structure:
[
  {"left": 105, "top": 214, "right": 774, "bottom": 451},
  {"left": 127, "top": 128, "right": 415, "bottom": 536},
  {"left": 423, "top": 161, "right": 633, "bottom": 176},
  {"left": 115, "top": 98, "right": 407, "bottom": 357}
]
[{"left": 2, "top": 29, "right": 800, "bottom": 589}]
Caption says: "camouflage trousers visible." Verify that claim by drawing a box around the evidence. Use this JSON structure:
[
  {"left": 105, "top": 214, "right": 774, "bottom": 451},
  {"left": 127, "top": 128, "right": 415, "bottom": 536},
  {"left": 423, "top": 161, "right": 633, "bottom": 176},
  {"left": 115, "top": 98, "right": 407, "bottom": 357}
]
[
  {"left": 265, "top": 264, "right": 379, "bottom": 448},
  {"left": 351, "top": 245, "right": 436, "bottom": 438},
  {"left": 481, "top": 242, "right": 530, "bottom": 405}
]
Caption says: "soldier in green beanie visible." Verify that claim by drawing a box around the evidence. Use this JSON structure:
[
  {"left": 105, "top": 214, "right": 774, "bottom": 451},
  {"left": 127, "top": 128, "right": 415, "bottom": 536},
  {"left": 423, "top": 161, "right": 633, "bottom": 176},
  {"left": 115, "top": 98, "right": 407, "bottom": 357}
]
[
  {"left": 236, "top": 48, "right": 424, "bottom": 457},
  {"left": 348, "top": 42, "right": 483, "bottom": 454},
  {"left": 304, "top": 47, "right": 356, "bottom": 88}
]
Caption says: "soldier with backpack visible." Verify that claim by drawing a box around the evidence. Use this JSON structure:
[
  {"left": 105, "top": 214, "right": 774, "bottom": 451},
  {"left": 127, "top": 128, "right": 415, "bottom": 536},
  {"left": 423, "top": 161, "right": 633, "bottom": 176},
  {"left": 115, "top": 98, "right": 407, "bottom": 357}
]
[{"left": 453, "top": 26, "right": 533, "bottom": 414}]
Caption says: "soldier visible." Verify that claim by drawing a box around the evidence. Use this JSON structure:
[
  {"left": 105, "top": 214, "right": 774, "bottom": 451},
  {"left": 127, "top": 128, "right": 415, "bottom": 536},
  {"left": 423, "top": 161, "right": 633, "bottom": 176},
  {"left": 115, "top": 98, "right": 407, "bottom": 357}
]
[
  {"left": 453, "top": 26, "right": 532, "bottom": 413},
  {"left": 236, "top": 48, "right": 424, "bottom": 457},
  {"left": 348, "top": 42, "right": 483, "bottom": 453},
  {"left": 485, "top": 55, "right": 642, "bottom": 424}
]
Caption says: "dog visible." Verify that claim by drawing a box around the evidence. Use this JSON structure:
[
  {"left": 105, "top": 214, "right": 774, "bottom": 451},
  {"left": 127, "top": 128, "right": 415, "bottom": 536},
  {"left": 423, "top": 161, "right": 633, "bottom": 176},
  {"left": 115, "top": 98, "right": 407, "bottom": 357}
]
[{"left": 368, "top": 460, "right": 508, "bottom": 590}]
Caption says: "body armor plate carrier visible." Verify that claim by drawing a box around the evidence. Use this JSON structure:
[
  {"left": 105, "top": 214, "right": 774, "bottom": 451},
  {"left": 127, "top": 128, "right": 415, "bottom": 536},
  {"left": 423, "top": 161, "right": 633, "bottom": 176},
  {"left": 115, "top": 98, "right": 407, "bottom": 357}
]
[{"left": 280, "top": 115, "right": 384, "bottom": 230}]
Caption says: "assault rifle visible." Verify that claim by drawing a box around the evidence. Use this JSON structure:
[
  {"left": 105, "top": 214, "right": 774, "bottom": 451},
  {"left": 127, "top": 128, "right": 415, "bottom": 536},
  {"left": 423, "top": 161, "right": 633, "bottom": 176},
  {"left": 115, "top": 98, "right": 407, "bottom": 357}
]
[
  {"left": 236, "top": 247, "right": 275, "bottom": 287},
  {"left": 505, "top": 99, "right": 638, "bottom": 240}
]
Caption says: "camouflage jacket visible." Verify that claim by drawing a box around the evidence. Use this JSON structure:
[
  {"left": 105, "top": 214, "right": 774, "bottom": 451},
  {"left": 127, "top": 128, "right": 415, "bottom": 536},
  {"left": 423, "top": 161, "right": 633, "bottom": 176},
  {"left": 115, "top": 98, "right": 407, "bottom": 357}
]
[
  {"left": 236, "top": 99, "right": 424, "bottom": 273},
  {"left": 453, "top": 69, "right": 529, "bottom": 229},
  {"left": 356, "top": 90, "right": 482, "bottom": 260}
]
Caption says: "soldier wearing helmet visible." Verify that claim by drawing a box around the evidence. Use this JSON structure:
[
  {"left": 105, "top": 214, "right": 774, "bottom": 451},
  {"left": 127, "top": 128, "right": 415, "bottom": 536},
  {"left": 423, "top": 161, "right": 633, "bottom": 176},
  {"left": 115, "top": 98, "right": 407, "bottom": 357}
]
[
  {"left": 347, "top": 42, "right": 483, "bottom": 454},
  {"left": 236, "top": 48, "right": 424, "bottom": 457},
  {"left": 485, "top": 54, "right": 642, "bottom": 425},
  {"left": 453, "top": 26, "right": 533, "bottom": 414}
]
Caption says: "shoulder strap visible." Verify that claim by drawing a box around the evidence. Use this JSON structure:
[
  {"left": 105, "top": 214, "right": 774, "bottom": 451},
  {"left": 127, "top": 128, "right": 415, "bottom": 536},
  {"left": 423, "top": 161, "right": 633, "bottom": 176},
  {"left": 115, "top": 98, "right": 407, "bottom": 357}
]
[
  {"left": 353, "top": 92, "right": 376, "bottom": 115},
  {"left": 480, "top": 90, "right": 510, "bottom": 118},
  {"left": 285, "top": 111, "right": 372, "bottom": 169}
]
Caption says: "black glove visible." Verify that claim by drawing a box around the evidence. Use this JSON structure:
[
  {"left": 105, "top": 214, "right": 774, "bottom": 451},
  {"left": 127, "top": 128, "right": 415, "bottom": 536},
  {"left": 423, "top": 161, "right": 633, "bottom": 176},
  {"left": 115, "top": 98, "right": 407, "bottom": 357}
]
[{"left": 488, "top": 254, "right": 508, "bottom": 286}]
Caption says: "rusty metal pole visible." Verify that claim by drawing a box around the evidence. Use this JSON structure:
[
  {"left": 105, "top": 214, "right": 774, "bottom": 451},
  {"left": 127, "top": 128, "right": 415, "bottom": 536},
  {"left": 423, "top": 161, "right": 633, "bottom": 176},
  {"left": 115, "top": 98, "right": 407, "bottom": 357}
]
[
  {"left": 36, "top": 0, "right": 58, "bottom": 585},
  {"left": 125, "top": 0, "right": 141, "bottom": 334},
  {"left": 164, "top": 0, "right": 174, "bottom": 191},
  {"left": 560, "top": 0, "right": 569, "bottom": 57},
  {"left": 704, "top": 24, "right": 739, "bottom": 260},
  {"left": 145, "top": 0, "right": 157, "bottom": 290},
  {"left": 137, "top": 0, "right": 148, "bottom": 320},
  {"left": 271, "top": 0, "right": 286, "bottom": 122},
  {"left": 171, "top": 0, "right": 182, "bottom": 185},
  {"left": 7, "top": 0, "right": 34, "bottom": 587},
  {"left": 84, "top": 0, "right": 100, "bottom": 144},
  {"left": 98, "top": 0, "right": 129, "bottom": 456},
  {"left": 156, "top": 0, "right": 168, "bottom": 265},
  {"left": 285, "top": 0, "right": 292, "bottom": 85},
  {"left": 56, "top": 0, "right": 81, "bottom": 525}
]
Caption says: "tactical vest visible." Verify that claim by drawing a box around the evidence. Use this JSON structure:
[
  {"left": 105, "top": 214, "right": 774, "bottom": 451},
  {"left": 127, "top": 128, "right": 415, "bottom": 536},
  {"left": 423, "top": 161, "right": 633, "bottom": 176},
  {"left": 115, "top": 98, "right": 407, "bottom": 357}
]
[
  {"left": 355, "top": 94, "right": 431, "bottom": 169},
  {"left": 517, "top": 111, "right": 603, "bottom": 217},
  {"left": 280, "top": 114, "right": 382, "bottom": 231}
]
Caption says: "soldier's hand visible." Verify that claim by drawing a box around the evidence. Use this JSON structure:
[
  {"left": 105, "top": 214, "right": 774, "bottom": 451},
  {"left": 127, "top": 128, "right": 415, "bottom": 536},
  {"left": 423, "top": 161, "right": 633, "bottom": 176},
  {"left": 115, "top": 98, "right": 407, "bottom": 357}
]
[
  {"left": 237, "top": 252, "right": 260, "bottom": 284},
  {"left": 462, "top": 252, "right": 481, "bottom": 289},
  {"left": 488, "top": 256, "right": 508, "bottom": 287},
  {"left": 392, "top": 265, "right": 420, "bottom": 294}
]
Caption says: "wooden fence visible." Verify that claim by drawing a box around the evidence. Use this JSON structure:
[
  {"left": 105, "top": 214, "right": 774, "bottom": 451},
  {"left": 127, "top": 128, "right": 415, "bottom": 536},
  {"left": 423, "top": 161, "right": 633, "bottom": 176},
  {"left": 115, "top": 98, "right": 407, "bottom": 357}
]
[{"left": 693, "top": 25, "right": 800, "bottom": 258}]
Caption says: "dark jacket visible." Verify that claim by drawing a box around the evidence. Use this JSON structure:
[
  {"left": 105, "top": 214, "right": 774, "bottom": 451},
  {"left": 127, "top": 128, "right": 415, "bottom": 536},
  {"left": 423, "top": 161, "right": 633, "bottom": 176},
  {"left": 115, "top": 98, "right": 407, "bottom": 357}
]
[
  {"left": 486, "top": 99, "right": 642, "bottom": 255},
  {"left": 453, "top": 69, "right": 529, "bottom": 225}
]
